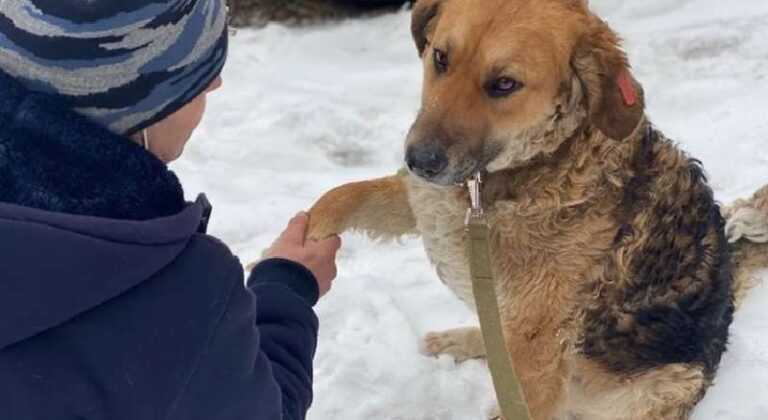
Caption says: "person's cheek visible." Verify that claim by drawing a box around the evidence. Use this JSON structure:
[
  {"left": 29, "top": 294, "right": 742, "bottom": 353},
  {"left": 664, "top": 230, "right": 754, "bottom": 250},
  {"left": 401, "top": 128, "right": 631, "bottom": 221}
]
[
  {"left": 173, "top": 98, "right": 207, "bottom": 159},
  {"left": 193, "top": 96, "right": 207, "bottom": 128}
]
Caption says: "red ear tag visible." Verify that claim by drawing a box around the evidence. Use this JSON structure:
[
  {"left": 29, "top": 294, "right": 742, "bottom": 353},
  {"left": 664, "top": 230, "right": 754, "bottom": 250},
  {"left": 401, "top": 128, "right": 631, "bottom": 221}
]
[{"left": 617, "top": 71, "right": 637, "bottom": 107}]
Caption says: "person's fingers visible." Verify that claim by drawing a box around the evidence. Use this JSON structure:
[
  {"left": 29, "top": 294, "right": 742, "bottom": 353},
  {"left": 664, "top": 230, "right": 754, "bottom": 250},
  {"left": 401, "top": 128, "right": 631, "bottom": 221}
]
[
  {"left": 328, "top": 235, "right": 342, "bottom": 252},
  {"left": 311, "top": 235, "right": 342, "bottom": 256},
  {"left": 278, "top": 212, "right": 309, "bottom": 246}
]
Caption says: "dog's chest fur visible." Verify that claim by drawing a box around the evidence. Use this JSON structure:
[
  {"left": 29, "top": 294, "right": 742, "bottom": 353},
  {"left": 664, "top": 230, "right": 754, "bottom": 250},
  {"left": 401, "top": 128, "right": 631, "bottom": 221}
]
[
  {"left": 405, "top": 177, "right": 476, "bottom": 307},
  {"left": 405, "top": 174, "right": 617, "bottom": 317}
]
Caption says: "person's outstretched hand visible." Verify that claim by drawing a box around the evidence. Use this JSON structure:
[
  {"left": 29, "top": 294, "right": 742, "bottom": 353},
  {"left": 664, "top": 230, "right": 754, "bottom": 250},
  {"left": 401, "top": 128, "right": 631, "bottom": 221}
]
[{"left": 265, "top": 212, "right": 341, "bottom": 297}]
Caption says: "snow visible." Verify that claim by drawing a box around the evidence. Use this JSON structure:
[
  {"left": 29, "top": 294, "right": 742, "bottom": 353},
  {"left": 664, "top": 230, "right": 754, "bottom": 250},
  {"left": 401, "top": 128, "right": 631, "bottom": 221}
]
[{"left": 175, "top": 1, "right": 768, "bottom": 419}]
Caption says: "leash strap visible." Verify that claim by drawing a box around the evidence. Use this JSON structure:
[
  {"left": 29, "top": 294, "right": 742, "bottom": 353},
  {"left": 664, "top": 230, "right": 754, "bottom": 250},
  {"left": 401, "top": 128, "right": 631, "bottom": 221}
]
[{"left": 466, "top": 174, "right": 532, "bottom": 420}]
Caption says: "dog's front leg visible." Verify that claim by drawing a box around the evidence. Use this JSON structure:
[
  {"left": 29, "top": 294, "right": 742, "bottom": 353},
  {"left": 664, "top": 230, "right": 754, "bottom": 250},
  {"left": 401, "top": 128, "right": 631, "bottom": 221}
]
[
  {"left": 504, "top": 327, "right": 569, "bottom": 420},
  {"left": 246, "top": 173, "right": 415, "bottom": 271},
  {"left": 307, "top": 173, "right": 417, "bottom": 241},
  {"left": 487, "top": 362, "right": 567, "bottom": 420}
]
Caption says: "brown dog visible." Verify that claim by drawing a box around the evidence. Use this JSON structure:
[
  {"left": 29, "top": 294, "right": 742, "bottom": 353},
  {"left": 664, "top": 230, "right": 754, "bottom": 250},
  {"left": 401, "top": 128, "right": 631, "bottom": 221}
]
[{"left": 304, "top": 0, "right": 768, "bottom": 418}]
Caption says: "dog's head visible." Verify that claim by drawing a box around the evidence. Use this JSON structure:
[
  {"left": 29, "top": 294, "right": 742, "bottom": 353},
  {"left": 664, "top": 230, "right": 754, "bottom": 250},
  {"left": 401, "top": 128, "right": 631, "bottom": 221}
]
[{"left": 405, "top": 0, "right": 645, "bottom": 185}]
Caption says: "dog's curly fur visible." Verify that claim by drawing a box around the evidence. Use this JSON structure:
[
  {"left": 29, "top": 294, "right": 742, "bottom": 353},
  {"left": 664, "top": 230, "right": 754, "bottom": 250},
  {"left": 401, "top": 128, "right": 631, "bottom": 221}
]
[{"left": 299, "top": 0, "right": 768, "bottom": 418}]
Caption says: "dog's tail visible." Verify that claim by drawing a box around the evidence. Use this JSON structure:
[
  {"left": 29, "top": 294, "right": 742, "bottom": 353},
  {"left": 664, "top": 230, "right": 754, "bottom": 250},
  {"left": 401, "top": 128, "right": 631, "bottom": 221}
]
[{"left": 723, "top": 184, "right": 768, "bottom": 308}]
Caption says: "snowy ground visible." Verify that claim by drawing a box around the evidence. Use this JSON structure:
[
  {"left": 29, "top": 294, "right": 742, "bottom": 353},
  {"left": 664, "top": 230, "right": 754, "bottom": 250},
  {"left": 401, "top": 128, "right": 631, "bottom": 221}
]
[{"left": 175, "top": 1, "right": 768, "bottom": 419}]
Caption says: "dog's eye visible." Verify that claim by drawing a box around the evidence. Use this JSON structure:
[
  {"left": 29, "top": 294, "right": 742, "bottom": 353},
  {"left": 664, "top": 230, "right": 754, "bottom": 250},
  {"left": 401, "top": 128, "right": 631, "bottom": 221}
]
[
  {"left": 433, "top": 48, "right": 449, "bottom": 74},
  {"left": 487, "top": 77, "right": 524, "bottom": 98}
]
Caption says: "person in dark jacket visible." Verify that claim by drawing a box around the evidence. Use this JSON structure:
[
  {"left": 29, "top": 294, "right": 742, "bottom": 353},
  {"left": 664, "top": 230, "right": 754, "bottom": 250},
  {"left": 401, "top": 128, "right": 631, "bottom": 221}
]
[{"left": 0, "top": 1, "right": 341, "bottom": 419}]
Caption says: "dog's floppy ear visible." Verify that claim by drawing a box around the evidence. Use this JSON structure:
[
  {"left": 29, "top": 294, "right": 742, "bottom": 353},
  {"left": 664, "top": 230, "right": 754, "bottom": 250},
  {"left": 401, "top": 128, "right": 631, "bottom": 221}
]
[
  {"left": 572, "top": 17, "right": 645, "bottom": 141},
  {"left": 411, "top": 0, "right": 442, "bottom": 56}
]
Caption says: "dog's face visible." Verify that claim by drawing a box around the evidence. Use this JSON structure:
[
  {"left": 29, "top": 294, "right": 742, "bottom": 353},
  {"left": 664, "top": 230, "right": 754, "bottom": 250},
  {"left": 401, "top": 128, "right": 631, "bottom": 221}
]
[{"left": 405, "top": 0, "right": 644, "bottom": 185}]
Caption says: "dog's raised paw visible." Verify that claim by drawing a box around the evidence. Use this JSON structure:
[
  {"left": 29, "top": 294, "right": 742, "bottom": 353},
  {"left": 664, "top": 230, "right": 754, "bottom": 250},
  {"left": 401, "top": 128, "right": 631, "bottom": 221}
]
[{"left": 420, "top": 327, "right": 485, "bottom": 363}]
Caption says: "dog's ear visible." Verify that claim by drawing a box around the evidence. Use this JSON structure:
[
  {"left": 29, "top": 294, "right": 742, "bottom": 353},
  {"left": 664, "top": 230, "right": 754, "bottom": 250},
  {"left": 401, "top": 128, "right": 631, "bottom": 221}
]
[
  {"left": 411, "top": 0, "right": 442, "bottom": 56},
  {"left": 572, "top": 17, "right": 645, "bottom": 141}
]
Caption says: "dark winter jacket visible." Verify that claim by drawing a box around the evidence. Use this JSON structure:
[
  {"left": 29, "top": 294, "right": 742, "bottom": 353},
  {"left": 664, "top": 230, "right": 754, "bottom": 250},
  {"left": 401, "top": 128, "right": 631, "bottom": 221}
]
[{"left": 0, "top": 69, "right": 320, "bottom": 420}]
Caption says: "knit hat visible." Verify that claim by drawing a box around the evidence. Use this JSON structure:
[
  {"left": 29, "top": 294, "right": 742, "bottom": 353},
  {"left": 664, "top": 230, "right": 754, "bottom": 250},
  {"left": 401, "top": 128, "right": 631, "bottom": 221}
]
[{"left": 0, "top": 0, "right": 229, "bottom": 135}]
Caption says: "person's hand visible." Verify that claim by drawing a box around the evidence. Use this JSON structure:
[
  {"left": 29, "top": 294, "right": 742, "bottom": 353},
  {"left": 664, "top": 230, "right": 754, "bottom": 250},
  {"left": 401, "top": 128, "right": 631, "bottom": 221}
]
[{"left": 265, "top": 212, "right": 341, "bottom": 297}]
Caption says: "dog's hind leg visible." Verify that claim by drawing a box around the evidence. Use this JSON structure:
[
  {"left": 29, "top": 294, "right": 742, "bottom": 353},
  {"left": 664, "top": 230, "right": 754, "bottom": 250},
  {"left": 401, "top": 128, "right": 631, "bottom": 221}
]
[
  {"left": 307, "top": 172, "right": 417, "bottom": 241},
  {"left": 567, "top": 361, "right": 707, "bottom": 420},
  {"left": 621, "top": 364, "right": 707, "bottom": 420}
]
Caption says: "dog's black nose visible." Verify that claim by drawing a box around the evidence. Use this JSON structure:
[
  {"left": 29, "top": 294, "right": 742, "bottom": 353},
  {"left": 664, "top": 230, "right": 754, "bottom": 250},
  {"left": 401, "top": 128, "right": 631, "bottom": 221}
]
[{"left": 406, "top": 144, "right": 449, "bottom": 179}]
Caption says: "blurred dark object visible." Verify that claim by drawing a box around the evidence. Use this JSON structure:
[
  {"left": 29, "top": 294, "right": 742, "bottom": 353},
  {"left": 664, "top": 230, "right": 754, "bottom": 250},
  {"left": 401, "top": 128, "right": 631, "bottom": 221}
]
[{"left": 228, "top": 0, "right": 414, "bottom": 27}]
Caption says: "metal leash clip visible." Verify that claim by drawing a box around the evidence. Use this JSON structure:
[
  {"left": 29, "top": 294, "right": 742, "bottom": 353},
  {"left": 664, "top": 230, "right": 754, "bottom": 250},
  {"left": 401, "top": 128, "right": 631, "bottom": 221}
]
[{"left": 465, "top": 172, "right": 485, "bottom": 226}]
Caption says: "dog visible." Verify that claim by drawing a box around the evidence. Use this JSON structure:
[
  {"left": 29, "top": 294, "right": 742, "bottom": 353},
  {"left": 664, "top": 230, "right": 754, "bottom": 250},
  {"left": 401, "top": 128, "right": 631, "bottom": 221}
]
[{"left": 302, "top": 0, "right": 768, "bottom": 418}]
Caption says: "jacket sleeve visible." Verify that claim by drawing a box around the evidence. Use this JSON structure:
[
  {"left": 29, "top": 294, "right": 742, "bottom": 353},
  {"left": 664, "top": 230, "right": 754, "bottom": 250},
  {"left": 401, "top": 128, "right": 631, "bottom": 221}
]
[
  {"left": 247, "top": 258, "right": 321, "bottom": 419},
  {"left": 168, "top": 258, "right": 319, "bottom": 420}
]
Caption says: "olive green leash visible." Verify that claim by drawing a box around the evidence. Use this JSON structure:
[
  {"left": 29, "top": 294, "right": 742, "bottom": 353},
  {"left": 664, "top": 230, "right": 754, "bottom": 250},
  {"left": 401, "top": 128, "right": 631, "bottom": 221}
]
[{"left": 465, "top": 173, "right": 532, "bottom": 420}]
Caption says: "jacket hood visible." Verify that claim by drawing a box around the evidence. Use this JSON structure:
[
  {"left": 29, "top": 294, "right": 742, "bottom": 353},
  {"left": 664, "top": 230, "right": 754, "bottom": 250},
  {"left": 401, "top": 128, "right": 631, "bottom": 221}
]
[{"left": 0, "top": 69, "right": 211, "bottom": 349}]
